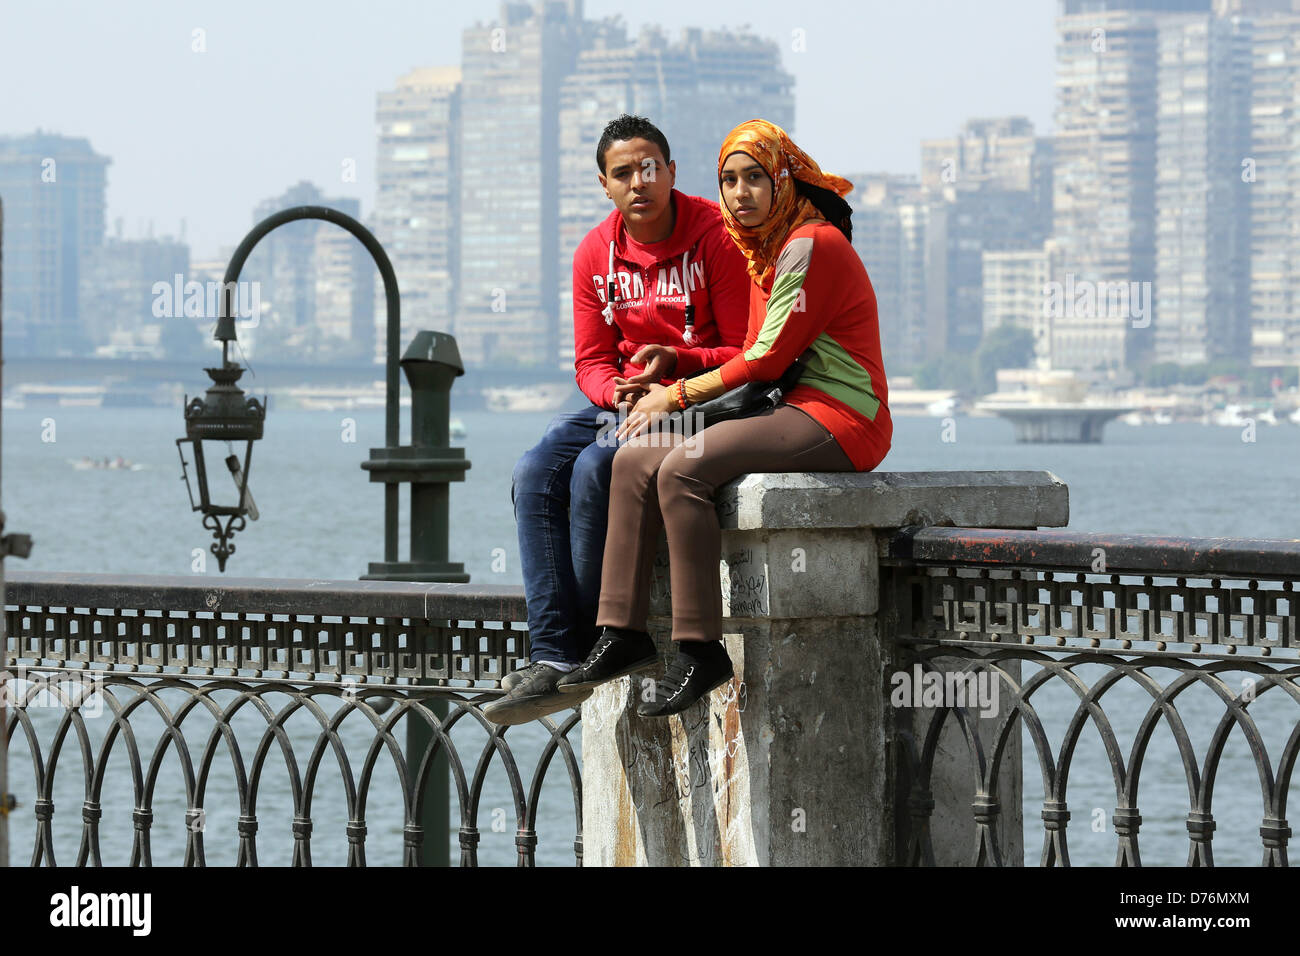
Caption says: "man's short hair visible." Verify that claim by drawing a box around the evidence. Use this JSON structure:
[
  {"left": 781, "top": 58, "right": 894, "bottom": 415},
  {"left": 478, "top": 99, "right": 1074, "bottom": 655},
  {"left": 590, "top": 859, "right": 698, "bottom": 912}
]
[{"left": 596, "top": 115, "right": 671, "bottom": 174}]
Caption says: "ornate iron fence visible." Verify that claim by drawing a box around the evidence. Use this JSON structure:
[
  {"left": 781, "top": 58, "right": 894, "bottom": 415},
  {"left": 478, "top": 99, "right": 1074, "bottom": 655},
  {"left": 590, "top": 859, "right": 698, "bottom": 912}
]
[
  {"left": 10, "top": 528, "right": 1300, "bottom": 868},
  {"left": 2, "top": 572, "right": 583, "bottom": 867},
  {"left": 881, "top": 528, "right": 1300, "bottom": 867}
]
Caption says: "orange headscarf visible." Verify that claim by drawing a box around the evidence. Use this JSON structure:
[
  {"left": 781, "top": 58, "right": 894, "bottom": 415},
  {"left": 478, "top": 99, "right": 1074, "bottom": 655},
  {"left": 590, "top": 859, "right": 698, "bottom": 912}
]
[{"left": 717, "top": 119, "right": 853, "bottom": 289}]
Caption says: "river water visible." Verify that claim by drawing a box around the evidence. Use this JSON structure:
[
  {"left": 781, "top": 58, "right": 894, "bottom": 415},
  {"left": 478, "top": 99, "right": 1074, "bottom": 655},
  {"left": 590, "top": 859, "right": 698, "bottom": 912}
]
[{"left": 5, "top": 394, "right": 1299, "bottom": 866}]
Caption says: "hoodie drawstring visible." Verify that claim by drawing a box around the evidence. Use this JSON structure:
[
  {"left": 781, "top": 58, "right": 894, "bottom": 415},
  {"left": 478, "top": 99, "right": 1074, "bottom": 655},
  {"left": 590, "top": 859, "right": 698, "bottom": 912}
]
[
  {"left": 681, "top": 247, "right": 697, "bottom": 345},
  {"left": 602, "top": 239, "right": 616, "bottom": 325}
]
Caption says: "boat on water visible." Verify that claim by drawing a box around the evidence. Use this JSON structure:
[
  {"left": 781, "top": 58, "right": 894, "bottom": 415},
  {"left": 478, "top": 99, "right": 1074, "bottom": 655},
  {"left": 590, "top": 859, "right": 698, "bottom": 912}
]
[
  {"left": 69, "top": 456, "right": 145, "bottom": 471},
  {"left": 1209, "top": 402, "right": 1280, "bottom": 427},
  {"left": 887, "top": 389, "right": 960, "bottom": 417},
  {"left": 483, "top": 383, "right": 572, "bottom": 413},
  {"left": 1118, "top": 409, "right": 1176, "bottom": 426},
  {"left": 284, "top": 384, "right": 411, "bottom": 411}
]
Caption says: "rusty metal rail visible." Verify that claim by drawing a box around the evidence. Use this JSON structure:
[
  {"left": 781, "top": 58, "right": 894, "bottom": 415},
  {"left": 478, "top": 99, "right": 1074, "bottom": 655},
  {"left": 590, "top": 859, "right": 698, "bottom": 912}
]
[{"left": 881, "top": 527, "right": 1300, "bottom": 867}]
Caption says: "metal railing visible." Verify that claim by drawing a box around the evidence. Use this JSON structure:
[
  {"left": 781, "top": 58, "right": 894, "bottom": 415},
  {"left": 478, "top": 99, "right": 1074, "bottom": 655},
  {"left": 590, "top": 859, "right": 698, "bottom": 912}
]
[
  {"left": 2, "top": 572, "right": 583, "bottom": 867},
  {"left": 9, "top": 527, "right": 1300, "bottom": 867},
  {"left": 880, "top": 528, "right": 1300, "bottom": 867}
]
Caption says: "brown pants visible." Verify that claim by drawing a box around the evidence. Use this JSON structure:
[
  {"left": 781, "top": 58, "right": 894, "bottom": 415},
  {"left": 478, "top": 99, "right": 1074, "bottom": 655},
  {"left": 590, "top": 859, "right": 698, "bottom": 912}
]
[{"left": 597, "top": 404, "right": 855, "bottom": 642}]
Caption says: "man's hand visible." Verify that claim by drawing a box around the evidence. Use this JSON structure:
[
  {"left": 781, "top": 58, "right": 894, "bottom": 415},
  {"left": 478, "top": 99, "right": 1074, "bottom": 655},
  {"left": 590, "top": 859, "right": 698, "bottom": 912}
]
[
  {"left": 629, "top": 344, "right": 678, "bottom": 382},
  {"left": 614, "top": 345, "right": 678, "bottom": 407},
  {"left": 616, "top": 383, "right": 676, "bottom": 440},
  {"left": 613, "top": 376, "right": 648, "bottom": 407}
]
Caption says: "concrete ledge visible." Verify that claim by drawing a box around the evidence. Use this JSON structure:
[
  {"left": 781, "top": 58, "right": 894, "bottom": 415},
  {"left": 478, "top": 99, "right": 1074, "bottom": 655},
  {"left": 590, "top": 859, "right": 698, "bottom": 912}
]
[
  {"left": 714, "top": 470, "right": 1069, "bottom": 532},
  {"left": 586, "top": 468, "right": 1061, "bottom": 866}
]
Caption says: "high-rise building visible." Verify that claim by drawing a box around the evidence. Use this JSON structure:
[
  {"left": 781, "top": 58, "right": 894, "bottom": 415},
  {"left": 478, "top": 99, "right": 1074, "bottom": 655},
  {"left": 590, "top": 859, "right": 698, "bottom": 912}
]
[
  {"left": 374, "top": 66, "right": 461, "bottom": 366},
  {"left": 315, "top": 220, "right": 375, "bottom": 357},
  {"left": 1214, "top": 0, "right": 1299, "bottom": 14},
  {"left": 0, "top": 132, "right": 109, "bottom": 357},
  {"left": 244, "top": 181, "right": 374, "bottom": 363},
  {"left": 983, "top": 242, "right": 1063, "bottom": 370},
  {"left": 846, "top": 173, "right": 931, "bottom": 371},
  {"left": 385, "top": 2, "right": 797, "bottom": 371},
  {"left": 79, "top": 233, "right": 190, "bottom": 358},
  {"left": 920, "top": 118, "right": 1052, "bottom": 357},
  {"left": 920, "top": 117, "right": 1045, "bottom": 192},
  {"left": 457, "top": 0, "right": 592, "bottom": 368},
  {"left": 555, "top": 23, "right": 794, "bottom": 365},
  {"left": 1055, "top": 5, "right": 1155, "bottom": 369},
  {"left": 1246, "top": 6, "right": 1300, "bottom": 367},
  {"left": 1052, "top": 0, "right": 1216, "bottom": 371},
  {"left": 1152, "top": 12, "right": 1253, "bottom": 365}
]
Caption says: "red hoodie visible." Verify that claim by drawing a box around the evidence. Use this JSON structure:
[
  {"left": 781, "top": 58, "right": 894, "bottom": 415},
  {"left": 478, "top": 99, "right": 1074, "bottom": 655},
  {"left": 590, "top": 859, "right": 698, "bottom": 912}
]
[{"left": 572, "top": 189, "right": 750, "bottom": 409}]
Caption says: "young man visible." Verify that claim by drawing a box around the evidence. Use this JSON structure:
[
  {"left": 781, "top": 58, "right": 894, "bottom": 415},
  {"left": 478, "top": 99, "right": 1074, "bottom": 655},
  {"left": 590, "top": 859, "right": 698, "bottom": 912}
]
[{"left": 484, "top": 114, "right": 750, "bottom": 726}]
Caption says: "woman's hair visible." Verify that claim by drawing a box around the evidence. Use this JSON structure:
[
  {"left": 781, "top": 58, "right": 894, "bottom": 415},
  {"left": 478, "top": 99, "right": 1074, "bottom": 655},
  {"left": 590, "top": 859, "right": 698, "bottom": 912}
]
[{"left": 795, "top": 179, "right": 853, "bottom": 243}]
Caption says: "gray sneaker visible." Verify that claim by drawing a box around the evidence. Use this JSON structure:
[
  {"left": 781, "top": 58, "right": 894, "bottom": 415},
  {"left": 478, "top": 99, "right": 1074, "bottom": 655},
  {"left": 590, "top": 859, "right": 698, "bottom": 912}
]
[{"left": 482, "top": 661, "right": 591, "bottom": 726}]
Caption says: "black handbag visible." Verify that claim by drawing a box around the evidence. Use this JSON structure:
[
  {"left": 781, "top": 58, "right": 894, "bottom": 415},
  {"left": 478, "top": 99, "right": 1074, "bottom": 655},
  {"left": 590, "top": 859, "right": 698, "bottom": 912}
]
[{"left": 681, "top": 348, "right": 815, "bottom": 429}]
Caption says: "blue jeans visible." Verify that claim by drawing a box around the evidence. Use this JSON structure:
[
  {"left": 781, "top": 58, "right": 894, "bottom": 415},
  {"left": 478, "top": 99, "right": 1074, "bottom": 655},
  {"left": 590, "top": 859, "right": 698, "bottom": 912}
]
[{"left": 512, "top": 403, "right": 623, "bottom": 665}]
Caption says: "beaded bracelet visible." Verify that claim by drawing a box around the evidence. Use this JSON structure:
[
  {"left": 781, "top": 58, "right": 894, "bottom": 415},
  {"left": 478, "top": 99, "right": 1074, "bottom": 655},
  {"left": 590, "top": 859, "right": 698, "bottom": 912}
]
[{"left": 674, "top": 379, "right": 689, "bottom": 410}]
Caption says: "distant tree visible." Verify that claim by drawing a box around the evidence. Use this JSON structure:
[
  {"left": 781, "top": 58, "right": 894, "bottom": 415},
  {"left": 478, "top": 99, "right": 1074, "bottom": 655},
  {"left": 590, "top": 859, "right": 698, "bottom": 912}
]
[
  {"left": 916, "top": 353, "right": 976, "bottom": 394},
  {"left": 974, "top": 324, "right": 1035, "bottom": 394},
  {"left": 1246, "top": 367, "right": 1274, "bottom": 398},
  {"left": 1206, "top": 357, "right": 1247, "bottom": 380},
  {"left": 1142, "top": 362, "right": 1182, "bottom": 388}
]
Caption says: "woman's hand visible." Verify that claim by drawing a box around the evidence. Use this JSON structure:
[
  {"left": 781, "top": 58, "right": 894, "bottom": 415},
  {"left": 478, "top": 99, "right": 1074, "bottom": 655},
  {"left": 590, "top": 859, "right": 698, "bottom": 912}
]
[{"left": 616, "top": 382, "right": 676, "bottom": 440}]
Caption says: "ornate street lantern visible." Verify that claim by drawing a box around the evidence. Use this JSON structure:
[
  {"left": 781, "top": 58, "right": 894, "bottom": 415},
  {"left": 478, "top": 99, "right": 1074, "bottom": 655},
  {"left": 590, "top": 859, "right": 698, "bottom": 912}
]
[{"left": 176, "top": 305, "right": 266, "bottom": 572}]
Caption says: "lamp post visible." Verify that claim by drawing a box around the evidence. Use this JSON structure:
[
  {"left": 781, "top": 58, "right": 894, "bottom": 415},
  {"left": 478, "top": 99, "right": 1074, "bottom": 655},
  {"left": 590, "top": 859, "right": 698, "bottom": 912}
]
[
  {"left": 177, "top": 204, "right": 464, "bottom": 865},
  {"left": 178, "top": 204, "right": 408, "bottom": 571},
  {"left": 175, "top": 332, "right": 266, "bottom": 572}
]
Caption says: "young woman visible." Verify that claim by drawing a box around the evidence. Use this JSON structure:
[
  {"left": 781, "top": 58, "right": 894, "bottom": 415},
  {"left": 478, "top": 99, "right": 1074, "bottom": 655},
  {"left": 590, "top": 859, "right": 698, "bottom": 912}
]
[{"left": 556, "top": 119, "right": 892, "bottom": 716}]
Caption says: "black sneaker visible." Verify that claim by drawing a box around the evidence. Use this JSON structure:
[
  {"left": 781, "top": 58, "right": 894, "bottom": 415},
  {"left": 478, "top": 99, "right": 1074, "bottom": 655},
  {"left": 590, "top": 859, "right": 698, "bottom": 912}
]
[
  {"left": 499, "top": 665, "right": 530, "bottom": 693},
  {"left": 556, "top": 627, "right": 659, "bottom": 694},
  {"left": 482, "top": 661, "right": 590, "bottom": 726},
  {"left": 636, "top": 642, "right": 734, "bottom": 718}
]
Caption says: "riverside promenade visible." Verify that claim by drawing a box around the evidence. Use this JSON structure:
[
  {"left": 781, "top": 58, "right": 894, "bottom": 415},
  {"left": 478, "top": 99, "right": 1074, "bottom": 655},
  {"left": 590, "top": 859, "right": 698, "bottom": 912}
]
[{"left": 6, "top": 468, "right": 1299, "bottom": 866}]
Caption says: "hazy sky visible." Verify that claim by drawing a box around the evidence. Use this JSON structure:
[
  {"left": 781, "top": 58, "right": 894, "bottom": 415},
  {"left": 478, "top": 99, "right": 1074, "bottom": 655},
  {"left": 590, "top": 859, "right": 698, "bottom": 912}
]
[{"left": 1, "top": 0, "right": 1056, "bottom": 260}]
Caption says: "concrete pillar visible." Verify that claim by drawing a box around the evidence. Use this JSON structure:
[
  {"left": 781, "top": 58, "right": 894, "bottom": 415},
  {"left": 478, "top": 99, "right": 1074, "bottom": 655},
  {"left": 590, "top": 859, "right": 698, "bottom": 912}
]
[{"left": 581, "top": 470, "right": 1069, "bottom": 866}]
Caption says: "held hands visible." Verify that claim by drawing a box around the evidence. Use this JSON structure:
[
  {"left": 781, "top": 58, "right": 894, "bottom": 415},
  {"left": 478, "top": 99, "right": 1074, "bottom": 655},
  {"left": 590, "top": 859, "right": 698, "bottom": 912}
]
[
  {"left": 616, "top": 382, "right": 677, "bottom": 440},
  {"left": 612, "top": 344, "right": 678, "bottom": 406}
]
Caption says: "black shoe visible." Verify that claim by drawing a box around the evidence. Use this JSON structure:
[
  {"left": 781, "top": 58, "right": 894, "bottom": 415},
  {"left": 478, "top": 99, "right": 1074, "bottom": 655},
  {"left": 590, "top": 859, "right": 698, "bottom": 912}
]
[
  {"left": 636, "top": 641, "right": 734, "bottom": 718},
  {"left": 499, "top": 665, "right": 530, "bottom": 693},
  {"left": 556, "top": 627, "right": 659, "bottom": 694},
  {"left": 482, "top": 661, "right": 590, "bottom": 726}
]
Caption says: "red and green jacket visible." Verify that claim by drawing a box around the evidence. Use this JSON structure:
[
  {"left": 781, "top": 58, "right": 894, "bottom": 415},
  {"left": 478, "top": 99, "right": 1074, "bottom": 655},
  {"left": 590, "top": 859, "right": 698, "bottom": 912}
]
[{"left": 716, "top": 220, "right": 892, "bottom": 471}]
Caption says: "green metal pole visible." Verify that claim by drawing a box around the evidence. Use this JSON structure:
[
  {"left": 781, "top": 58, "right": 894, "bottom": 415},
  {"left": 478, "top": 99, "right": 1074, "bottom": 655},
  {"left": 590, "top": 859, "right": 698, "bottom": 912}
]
[
  {"left": 408, "top": 336, "right": 449, "bottom": 868},
  {"left": 394, "top": 332, "right": 469, "bottom": 867}
]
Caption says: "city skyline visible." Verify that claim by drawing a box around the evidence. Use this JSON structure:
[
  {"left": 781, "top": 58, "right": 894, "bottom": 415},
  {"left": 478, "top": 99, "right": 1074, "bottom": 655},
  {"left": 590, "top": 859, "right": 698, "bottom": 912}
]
[
  {"left": 0, "top": 0, "right": 1056, "bottom": 261},
  {"left": 6, "top": 0, "right": 1300, "bottom": 375}
]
